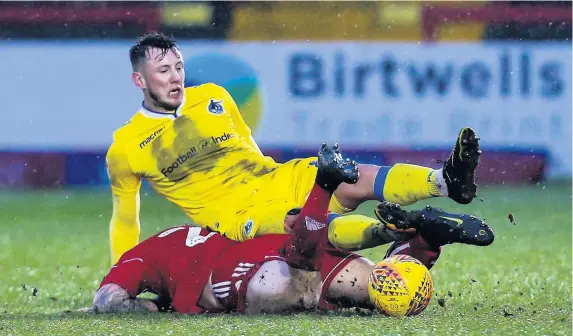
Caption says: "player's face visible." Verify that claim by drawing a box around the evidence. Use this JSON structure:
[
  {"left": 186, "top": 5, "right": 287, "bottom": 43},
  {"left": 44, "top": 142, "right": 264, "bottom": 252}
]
[{"left": 135, "top": 47, "right": 185, "bottom": 112}]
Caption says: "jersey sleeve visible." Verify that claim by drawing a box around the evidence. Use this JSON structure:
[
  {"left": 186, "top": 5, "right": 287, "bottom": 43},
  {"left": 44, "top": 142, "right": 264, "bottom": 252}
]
[
  {"left": 106, "top": 141, "right": 142, "bottom": 264},
  {"left": 219, "top": 85, "right": 264, "bottom": 155},
  {"left": 99, "top": 250, "right": 149, "bottom": 297}
]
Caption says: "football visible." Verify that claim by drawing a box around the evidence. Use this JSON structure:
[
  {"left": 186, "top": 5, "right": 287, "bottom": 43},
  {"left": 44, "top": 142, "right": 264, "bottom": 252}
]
[{"left": 368, "top": 255, "right": 434, "bottom": 317}]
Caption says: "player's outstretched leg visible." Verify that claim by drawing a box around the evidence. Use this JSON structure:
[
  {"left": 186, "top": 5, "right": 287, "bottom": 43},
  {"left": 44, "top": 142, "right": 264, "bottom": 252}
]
[
  {"left": 281, "top": 143, "right": 359, "bottom": 271},
  {"left": 330, "top": 127, "right": 481, "bottom": 211},
  {"left": 384, "top": 235, "right": 442, "bottom": 270},
  {"left": 442, "top": 127, "right": 482, "bottom": 204},
  {"left": 374, "top": 201, "right": 495, "bottom": 248},
  {"left": 326, "top": 128, "right": 481, "bottom": 250}
]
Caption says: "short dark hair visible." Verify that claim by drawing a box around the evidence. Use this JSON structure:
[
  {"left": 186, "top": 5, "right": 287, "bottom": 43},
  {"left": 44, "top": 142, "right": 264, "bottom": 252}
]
[
  {"left": 129, "top": 33, "right": 179, "bottom": 70},
  {"left": 287, "top": 208, "right": 302, "bottom": 216}
]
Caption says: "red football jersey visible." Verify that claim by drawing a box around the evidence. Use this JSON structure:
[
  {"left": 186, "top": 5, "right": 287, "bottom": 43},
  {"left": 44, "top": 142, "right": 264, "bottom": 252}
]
[
  {"left": 99, "top": 225, "right": 237, "bottom": 314},
  {"left": 100, "top": 225, "right": 360, "bottom": 314}
]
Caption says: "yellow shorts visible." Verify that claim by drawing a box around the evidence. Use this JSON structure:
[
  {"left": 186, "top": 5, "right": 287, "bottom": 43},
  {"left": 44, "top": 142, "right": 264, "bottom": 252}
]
[{"left": 199, "top": 157, "right": 318, "bottom": 242}]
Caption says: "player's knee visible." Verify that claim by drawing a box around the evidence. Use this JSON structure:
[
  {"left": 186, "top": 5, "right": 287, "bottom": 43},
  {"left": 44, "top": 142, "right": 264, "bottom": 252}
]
[
  {"left": 328, "top": 220, "right": 343, "bottom": 249},
  {"left": 327, "top": 215, "right": 378, "bottom": 251}
]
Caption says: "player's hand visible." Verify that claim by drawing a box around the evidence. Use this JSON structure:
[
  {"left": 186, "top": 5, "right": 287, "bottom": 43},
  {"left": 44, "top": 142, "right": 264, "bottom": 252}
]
[
  {"left": 283, "top": 208, "right": 301, "bottom": 234},
  {"left": 284, "top": 216, "right": 296, "bottom": 234},
  {"left": 77, "top": 306, "right": 95, "bottom": 313}
]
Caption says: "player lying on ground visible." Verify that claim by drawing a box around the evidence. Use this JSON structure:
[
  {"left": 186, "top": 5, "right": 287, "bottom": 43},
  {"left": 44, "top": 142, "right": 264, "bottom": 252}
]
[
  {"left": 106, "top": 32, "right": 483, "bottom": 263},
  {"left": 88, "top": 144, "right": 494, "bottom": 314}
]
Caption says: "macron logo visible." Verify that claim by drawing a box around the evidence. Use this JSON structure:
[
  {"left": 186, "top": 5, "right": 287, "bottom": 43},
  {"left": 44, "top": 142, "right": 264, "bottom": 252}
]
[
  {"left": 305, "top": 216, "right": 326, "bottom": 231},
  {"left": 139, "top": 127, "right": 165, "bottom": 149}
]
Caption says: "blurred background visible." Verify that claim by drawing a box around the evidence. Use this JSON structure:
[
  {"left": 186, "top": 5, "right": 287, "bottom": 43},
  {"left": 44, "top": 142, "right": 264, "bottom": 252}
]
[{"left": 0, "top": 0, "right": 571, "bottom": 190}]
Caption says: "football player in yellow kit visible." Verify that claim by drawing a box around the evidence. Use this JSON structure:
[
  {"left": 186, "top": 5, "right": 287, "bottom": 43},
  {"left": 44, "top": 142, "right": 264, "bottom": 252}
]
[{"left": 106, "top": 33, "right": 482, "bottom": 264}]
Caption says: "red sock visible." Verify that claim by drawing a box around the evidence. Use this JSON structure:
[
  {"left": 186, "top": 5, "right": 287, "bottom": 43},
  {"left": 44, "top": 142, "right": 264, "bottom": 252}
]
[
  {"left": 280, "top": 183, "right": 331, "bottom": 271},
  {"left": 384, "top": 235, "right": 442, "bottom": 270}
]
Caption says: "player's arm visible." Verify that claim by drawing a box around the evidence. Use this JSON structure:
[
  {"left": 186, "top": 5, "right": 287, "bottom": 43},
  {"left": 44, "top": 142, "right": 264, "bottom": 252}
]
[
  {"left": 219, "top": 85, "right": 263, "bottom": 155},
  {"left": 106, "top": 142, "right": 142, "bottom": 264},
  {"left": 92, "top": 283, "right": 158, "bottom": 313},
  {"left": 88, "top": 246, "right": 161, "bottom": 314}
]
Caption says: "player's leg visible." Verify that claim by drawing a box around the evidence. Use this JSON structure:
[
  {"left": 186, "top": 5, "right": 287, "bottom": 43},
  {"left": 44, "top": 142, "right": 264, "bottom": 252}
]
[
  {"left": 320, "top": 203, "right": 494, "bottom": 311},
  {"left": 375, "top": 202, "right": 495, "bottom": 285},
  {"left": 246, "top": 144, "right": 361, "bottom": 314},
  {"left": 374, "top": 201, "right": 495, "bottom": 248},
  {"left": 224, "top": 127, "right": 479, "bottom": 250},
  {"left": 282, "top": 128, "right": 481, "bottom": 250},
  {"left": 320, "top": 255, "right": 376, "bottom": 310},
  {"left": 280, "top": 143, "right": 359, "bottom": 271},
  {"left": 383, "top": 234, "right": 442, "bottom": 270},
  {"left": 262, "top": 158, "right": 427, "bottom": 251},
  {"left": 331, "top": 127, "right": 482, "bottom": 211},
  {"left": 328, "top": 193, "right": 495, "bottom": 253},
  {"left": 326, "top": 212, "right": 415, "bottom": 251}
]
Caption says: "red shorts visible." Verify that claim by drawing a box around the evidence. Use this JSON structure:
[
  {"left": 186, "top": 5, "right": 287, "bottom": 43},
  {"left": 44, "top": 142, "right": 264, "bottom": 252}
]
[{"left": 210, "top": 234, "right": 360, "bottom": 312}]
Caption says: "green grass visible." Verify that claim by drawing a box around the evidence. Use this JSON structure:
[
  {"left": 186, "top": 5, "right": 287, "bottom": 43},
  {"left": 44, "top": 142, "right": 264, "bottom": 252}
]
[{"left": 0, "top": 183, "right": 571, "bottom": 335}]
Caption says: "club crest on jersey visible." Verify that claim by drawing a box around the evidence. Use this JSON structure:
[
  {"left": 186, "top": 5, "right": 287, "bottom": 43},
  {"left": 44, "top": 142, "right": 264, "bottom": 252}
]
[
  {"left": 244, "top": 219, "right": 254, "bottom": 237},
  {"left": 207, "top": 99, "right": 224, "bottom": 115}
]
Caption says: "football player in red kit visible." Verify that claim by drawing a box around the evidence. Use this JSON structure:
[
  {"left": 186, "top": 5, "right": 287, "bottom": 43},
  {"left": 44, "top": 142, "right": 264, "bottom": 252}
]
[
  {"left": 86, "top": 144, "right": 494, "bottom": 314},
  {"left": 89, "top": 143, "right": 367, "bottom": 314}
]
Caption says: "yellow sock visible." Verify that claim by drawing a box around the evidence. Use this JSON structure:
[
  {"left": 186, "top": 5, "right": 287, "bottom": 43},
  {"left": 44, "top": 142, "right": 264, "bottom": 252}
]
[
  {"left": 377, "top": 164, "right": 442, "bottom": 206},
  {"left": 328, "top": 214, "right": 384, "bottom": 251},
  {"left": 328, "top": 194, "right": 353, "bottom": 214}
]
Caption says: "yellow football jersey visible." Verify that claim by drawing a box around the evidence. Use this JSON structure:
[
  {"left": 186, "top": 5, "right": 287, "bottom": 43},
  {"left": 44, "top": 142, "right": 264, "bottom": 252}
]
[{"left": 106, "top": 83, "right": 279, "bottom": 262}]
